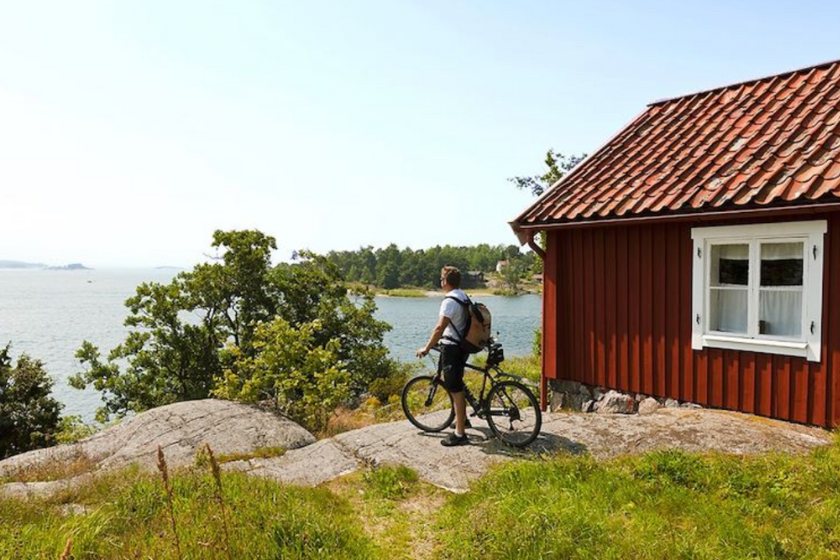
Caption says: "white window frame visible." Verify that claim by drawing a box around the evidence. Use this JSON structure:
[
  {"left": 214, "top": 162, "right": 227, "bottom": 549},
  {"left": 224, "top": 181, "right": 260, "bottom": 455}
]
[{"left": 691, "top": 220, "right": 827, "bottom": 362}]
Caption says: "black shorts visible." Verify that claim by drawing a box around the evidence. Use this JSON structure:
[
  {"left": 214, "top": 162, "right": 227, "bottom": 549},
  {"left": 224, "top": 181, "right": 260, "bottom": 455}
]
[{"left": 441, "top": 344, "right": 467, "bottom": 393}]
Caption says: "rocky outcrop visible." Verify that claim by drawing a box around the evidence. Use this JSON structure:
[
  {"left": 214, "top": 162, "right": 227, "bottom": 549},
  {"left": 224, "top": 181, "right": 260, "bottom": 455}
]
[
  {"left": 0, "top": 400, "right": 315, "bottom": 487},
  {"left": 1, "top": 399, "right": 832, "bottom": 498}
]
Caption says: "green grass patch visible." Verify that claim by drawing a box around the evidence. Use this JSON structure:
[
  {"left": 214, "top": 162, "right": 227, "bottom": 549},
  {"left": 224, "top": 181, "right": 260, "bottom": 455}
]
[
  {"left": 215, "top": 446, "right": 286, "bottom": 464},
  {"left": 435, "top": 435, "right": 840, "bottom": 560},
  {"left": 469, "top": 353, "right": 541, "bottom": 384},
  {"left": 381, "top": 288, "right": 428, "bottom": 298},
  {"left": 0, "top": 468, "right": 380, "bottom": 560},
  {"left": 363, "top": 464, "right": 420, "bottom": 501}
]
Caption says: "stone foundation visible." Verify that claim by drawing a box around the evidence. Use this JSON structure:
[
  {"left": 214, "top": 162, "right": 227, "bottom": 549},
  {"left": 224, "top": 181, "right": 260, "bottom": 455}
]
[{"left": 549, "top": 379, "right": 703, "bottom": 415}]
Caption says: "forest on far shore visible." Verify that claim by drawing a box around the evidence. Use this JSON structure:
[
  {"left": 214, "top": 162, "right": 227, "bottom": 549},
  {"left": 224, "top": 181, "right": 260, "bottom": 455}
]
[{"left": 324, "top": 243, "right": 538, "bottom": 291}]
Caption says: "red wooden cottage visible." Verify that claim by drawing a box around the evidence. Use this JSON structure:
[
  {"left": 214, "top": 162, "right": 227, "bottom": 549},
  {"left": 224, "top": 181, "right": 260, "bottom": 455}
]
[{"left": 511, "top": 59, "right": 840, "bottom": 428}]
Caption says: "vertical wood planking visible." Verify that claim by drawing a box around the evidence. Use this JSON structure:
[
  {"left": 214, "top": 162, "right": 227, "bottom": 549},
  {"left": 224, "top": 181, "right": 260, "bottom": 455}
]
[
  {"left": 666, "top": 224, "right": 681, "bottom": 399},
  {"left": 725, "top": 351, "right": 740, "bottom": 410},
  {"left": 680, "top": 225, "right": 694, "bottom": 402},
  {"left": 774, "top": 356, "right": 791, "bottom": 420},
  {"left": 695, "top": 350, "right": 709, "bottom": 406},
  {"left": 584, "top": 231, "right": 596, "bottom": 386},
  {"left": 605, "top": 229, "right": 618, "bottom": 388},
  {"left": 756, "top": 353, "right": 773, "bottom": 417},
  {"left": 641, "top": 226, "right": 654, "bottom": 395},
  {"left": 792, "top": 359, "right": 809, "bottom": 424},
  {"left": 741, "top": 354, "right": 756, "bottom": 414},
  {"left": 653, "top": 228, "right": 667, "bottom": 397},
  {"left": 832, "top": 213, "right": 838, "bottom": 427},
  {"left": 629, "top": 226, "right": 642, "bottom": 393},
  {"left": 543, "top": 231, "right": 558, "bottom": 380},
  {"left": 574, "top": 230, "right": 586, "bottom": 384},
  {"left": 617, "top": 230, "right": 630, "bottom": 392},
  {"left": 710, "top": 349, "right": 724, "bottom": 408},
  {"left": 594, "top": 229, "right": 607, "bottom": 387}
]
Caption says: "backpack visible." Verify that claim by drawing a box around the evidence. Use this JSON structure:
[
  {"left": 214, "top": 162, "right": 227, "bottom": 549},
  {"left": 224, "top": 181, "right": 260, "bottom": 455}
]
[{"left": 444, "top": 295, "right": 492, "bottom": 353}]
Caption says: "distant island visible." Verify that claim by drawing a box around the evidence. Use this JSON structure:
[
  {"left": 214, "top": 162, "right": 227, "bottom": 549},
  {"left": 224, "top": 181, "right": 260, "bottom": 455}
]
[
  {"left": 46, "top": 263, "right": 91, "bottom": 271},
  {"left": 0, "top": 260, "right": 91, "bottom": 270},
  {"left": 0, "top": 260, "right": 46, "bottom": 269}
]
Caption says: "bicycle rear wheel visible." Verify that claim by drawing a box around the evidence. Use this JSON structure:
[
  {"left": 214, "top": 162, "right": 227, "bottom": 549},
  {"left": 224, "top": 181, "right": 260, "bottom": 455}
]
[
  {"left": 401, "top": 375, "right": 455, "bottom": 432},
  {"left": 485, "top": 380, "right": 542, "bottom": 447}
]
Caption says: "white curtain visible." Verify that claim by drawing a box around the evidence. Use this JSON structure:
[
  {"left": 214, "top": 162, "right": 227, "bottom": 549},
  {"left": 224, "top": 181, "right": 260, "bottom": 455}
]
[
  {"left": 710, "top": 289, "right": 748, "bottom": 333},
  {"left": 761, "top": 242, "right": 803, "bottom": 260},
  {"left": 760, "top": 290, "right": 802, "bottom": 336}
]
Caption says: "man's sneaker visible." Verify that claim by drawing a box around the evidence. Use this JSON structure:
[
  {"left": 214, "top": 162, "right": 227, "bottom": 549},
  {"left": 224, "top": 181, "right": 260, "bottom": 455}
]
[{"left": 440, "top": 432, "right": 469, "bottom": 447}]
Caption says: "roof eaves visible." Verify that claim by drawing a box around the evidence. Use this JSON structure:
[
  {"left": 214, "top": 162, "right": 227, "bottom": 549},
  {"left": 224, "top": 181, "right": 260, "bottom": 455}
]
[{"left": 508, "top": 107, "right": 651, "bottom": 238}]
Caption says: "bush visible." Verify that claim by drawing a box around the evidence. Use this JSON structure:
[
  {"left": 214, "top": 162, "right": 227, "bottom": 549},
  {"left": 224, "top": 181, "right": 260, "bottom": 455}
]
[
  {"left": 0, "top": 345, "right": 63, "bottom": 459},
  {"left": 367, "top": 360, "right": 419, "bottom": 403},
  {"left": 213, "top": 318, "right": 351, "bottom": 434}
]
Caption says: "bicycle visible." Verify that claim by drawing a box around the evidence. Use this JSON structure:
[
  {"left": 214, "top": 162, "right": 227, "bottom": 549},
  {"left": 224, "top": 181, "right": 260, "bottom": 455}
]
[{"left": 401, "top": 339, "right": 542, "bottom": 448}]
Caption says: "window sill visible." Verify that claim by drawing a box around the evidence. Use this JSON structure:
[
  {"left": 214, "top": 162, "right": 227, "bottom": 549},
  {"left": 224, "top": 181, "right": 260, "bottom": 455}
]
[{"left": 693, "top": 334, "right": 816, "bottom": 361}]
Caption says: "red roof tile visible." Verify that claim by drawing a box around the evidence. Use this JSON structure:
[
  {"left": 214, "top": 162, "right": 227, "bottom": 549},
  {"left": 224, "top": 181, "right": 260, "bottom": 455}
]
[{"left": 514, "top": 59, "right": 840, "bottom": 228}]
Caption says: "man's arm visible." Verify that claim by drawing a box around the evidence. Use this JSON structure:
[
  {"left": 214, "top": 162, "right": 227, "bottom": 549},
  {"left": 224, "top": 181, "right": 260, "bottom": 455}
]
[{"left": 416, "top": 315, "right": 451, "bottom": 358}]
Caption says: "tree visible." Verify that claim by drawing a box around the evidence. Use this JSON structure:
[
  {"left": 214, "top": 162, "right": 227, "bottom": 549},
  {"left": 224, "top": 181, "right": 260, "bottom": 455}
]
[
  {"left": 213, "top": 318, "right": 351, "bottom": 433},
  {"left": 71, "top": 230, "right": 392, "bottom": 421},
  {"left": 508, "top": 149, "right": 587, "bottom": 197},
  {"left": 500, "top": 259, "right": 527, "bottom": 293},
  {"left": 0, "top": 345, "right": 63, "bottom": 459}
]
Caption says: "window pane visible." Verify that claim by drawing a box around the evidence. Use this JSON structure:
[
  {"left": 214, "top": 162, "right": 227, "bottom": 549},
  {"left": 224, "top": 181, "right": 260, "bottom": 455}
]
[
  {"left": 709, "top": 288, "right": 748, "bottom": 333},
  {"left": 759, "top": 290, "right": 802, "bottom": 337},
  {"left": 711, "top": 244, "right": 749, "bottom": 286},
  {"left": 761, "top": 242, "right": 804, "bottom": 287}
]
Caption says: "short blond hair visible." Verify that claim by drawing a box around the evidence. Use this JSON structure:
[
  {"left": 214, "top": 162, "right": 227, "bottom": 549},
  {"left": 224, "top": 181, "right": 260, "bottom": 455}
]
[{"left": 441, "top": 266, "right": 461, "bottom": 288}]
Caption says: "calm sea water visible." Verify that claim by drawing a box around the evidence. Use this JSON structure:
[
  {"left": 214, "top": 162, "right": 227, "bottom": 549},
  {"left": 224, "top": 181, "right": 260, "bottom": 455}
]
[{"left": 0, "top": 269, "right": 540, "bottom": 421}]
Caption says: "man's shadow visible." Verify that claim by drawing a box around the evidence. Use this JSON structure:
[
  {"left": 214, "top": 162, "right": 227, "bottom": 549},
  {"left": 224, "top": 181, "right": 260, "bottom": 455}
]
[{"left": 418, "top": 423, "right": 587, "bottom": 458}]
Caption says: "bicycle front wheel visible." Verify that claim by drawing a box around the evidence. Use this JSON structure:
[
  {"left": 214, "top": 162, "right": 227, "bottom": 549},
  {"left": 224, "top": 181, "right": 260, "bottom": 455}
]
[
  {"left": 401, "top": 375, "right": 455, "bottom": 433},
  {"left": 485, "top": 380, "right": 542, "bottom": 447}
]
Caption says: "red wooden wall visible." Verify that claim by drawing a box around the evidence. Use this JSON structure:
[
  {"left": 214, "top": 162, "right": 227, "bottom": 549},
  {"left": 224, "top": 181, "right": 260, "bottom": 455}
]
[{"left": 542, "top": 212, "right": 840, "bottom": 428}]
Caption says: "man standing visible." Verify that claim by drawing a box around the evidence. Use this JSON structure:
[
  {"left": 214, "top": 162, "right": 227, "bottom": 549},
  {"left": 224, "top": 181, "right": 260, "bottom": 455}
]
[{"left": 416, "top": 266, "right": 470, "bottom": 446}]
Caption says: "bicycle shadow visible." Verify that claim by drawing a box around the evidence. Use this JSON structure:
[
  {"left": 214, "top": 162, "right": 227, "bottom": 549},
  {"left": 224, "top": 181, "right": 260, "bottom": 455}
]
[{"left": 417, "top": 424, "right": 588, "bottom": 458}]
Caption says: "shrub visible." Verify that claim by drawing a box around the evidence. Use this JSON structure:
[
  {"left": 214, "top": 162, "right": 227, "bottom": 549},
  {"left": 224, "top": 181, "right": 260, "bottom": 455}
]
[
  {"left": 213, "top": 318, "right": 352, "bottom": 434},
  {"left": 0, "top": 345, "right": 63, "bottom": 459}
]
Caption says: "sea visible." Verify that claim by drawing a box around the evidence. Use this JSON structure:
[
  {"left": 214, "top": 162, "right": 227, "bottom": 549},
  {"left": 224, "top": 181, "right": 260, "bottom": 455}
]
[{"left": 0, "top": 269, "right": 541, "bottom": 421}]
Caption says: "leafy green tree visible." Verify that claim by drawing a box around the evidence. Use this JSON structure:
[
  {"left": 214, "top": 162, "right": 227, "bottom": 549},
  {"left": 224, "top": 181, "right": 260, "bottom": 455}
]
[
  {"left": 213, "top": 318, "right": 350, "bottom": 433},
  {"left": 71, "top": 231, "right": 392, "bottom": 422},
  {"left": 501, "top": 259, "right": 528, "bottom": 293},
  {"left": 0, "top": 345, "right": 63, "bottom": 459}
]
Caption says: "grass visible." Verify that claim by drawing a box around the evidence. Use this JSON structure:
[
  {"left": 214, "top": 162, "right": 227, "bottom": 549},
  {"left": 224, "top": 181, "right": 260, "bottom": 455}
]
[
  {"left": 2, "top": 436, "right": 840, "bottom": 559},
  {"left": 380, "top": 288, "right": 429, "bottom": 298},
  {"left": 436, "top": 435, "right": 840, "bottom": 560},
  {"left": 0, "top": 451, "right": 98, "bottom": 484},
  {"left": 0, "top": 464, "right": 380, "bottom": 559}
]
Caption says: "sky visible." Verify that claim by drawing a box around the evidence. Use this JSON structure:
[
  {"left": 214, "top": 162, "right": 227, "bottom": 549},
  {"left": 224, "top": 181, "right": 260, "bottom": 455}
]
[{"left": 1, "top": 1, "right": 839, "bottom": 268}]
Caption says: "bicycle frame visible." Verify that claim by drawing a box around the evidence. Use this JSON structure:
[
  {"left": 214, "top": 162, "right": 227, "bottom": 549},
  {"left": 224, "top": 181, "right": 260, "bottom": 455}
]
[{"left": 428, "top": 346, "right": 522, "bottom": 419}]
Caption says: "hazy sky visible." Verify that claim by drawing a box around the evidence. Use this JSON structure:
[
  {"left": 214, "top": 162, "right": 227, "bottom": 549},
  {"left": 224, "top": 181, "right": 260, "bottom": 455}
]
[{"left": 1, "top": 1, "right": 838, "bottom": 267}]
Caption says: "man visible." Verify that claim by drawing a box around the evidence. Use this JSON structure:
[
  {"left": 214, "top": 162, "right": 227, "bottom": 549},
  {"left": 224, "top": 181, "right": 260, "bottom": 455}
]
[{"left": 416, "top": 266, "right": 470, "bottom": 446}]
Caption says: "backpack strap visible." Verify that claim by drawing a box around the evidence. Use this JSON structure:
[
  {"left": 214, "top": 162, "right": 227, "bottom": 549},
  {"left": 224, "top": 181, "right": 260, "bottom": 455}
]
[{"left": 444, "top": 295, "right": 470, "bottom": 343}]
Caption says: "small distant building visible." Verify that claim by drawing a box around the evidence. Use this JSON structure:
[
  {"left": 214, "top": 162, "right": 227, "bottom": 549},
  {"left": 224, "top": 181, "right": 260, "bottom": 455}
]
[
  {"left": 511, "top": 59, "right": 840, "bottom": 428},
  {"left": 495, "top": 260, "right": 509, "bottom": 273},
  {"left": 463, "top": 271, "right": 486, "bottom": 289}
]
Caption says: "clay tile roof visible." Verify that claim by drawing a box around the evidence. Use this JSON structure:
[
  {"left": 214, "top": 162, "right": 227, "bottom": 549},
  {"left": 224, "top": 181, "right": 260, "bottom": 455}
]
[{"left": 513, "top": 58, "right": 840, "bottom": 230}]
